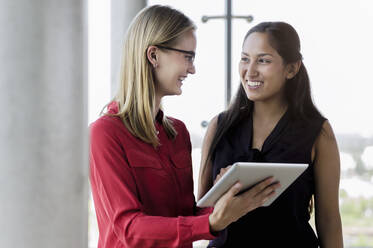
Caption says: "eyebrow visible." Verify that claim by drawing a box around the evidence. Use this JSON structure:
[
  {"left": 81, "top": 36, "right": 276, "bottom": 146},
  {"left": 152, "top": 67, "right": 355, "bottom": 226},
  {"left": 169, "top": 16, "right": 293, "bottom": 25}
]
[{"left": 241, "top": 52, "right": 274, "bottom": 57}]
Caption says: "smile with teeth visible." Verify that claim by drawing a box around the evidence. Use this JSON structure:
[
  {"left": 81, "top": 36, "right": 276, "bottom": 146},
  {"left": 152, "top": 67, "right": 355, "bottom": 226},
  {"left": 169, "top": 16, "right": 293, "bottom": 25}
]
[{"left": 247, "top": 81, "right": 263, "bottom": 87}]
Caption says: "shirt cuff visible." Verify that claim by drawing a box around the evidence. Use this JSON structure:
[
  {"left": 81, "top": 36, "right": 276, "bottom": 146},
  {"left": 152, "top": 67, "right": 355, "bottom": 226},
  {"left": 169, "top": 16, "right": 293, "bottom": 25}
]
[
  {"left": 179, "top": 211, "right": 218, "bottom": 243},
  {"left": 195, "top": 206, "right": 214, "bottom": 216}
]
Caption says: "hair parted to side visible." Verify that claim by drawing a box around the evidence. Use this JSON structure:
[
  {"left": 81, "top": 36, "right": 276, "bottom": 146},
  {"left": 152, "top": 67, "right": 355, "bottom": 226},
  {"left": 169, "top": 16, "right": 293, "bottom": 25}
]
[
  {"left": 202, "top": 22, "right": 324, "bottom": 196},
  {"left": 106, "top": 5, "right": 195, "bottom": 147}
]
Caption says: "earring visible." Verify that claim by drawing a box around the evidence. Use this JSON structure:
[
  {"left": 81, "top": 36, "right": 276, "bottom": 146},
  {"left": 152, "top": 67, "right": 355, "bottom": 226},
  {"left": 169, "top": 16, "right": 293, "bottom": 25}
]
[{"left": 154, "top": 63, "right": 158, "bottom": 68}]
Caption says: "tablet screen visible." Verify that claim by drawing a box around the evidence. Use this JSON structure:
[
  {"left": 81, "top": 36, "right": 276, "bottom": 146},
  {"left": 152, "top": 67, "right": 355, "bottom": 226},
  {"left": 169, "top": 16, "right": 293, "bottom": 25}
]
[{"left": 197, "top": 162, "right": 307, "bottom": 207}]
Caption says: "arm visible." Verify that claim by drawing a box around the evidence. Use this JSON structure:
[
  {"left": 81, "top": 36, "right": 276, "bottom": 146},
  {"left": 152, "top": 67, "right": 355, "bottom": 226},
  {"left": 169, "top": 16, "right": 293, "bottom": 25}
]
[
  {"left": 90, "top": 119, "right": 215, "bottom": 247},
  {"left": 313, "top": 121, "right": 343, "bottom": 247},
  {"left": 198, "top": 116, "right": 218, "bottom": 200}
]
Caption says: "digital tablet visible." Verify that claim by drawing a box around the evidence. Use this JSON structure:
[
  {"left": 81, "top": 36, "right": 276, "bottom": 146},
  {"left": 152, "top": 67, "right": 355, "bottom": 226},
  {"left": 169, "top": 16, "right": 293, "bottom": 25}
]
[{"left": 197, "top": 162, "right": 308, "bottom": 207}]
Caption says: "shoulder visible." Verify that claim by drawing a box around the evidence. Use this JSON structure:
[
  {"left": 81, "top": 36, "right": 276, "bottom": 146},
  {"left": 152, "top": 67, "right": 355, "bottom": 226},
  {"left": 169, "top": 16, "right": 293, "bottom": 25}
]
[
  {"left": 313, "top": 121, "right": 340, "bottom": 182},
  {"left": 203, "top": 115, "right": 219, "bottom": 145},
  {"left": 207, "top": 115, "right": 218, "bottom": 133},
  {"left": 90, "top": 115, "right": 130, "bottom": 140},
  {"left": 216, "top": 111, "right": 228, "bottom": 124},
  {"left": 205, "top": 111, "right": 239, "bottom": 139},
  {"left": 320, "top": 120, "right": 333, "bottom": 134},
  {"left": 316, "top": 120, "right": 336, "bottom": 144},
  {"left": 90, "top": 101, "right": 127, "bottom": 132},
  {"left": 91, "top": 115, "right": 119, "bottom": 131},
  {"left": 313, "top": 120, "right": 338, "bottom": 158},
  {"left": 312, "top": 114, "right": 327, "bottom": 129}
]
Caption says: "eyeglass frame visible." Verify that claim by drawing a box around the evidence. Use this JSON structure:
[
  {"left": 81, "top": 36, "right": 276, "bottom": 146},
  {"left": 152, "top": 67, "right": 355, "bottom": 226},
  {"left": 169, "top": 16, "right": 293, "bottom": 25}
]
[{"left": 155, "top": 45, "right": 195, "bottom": 63}]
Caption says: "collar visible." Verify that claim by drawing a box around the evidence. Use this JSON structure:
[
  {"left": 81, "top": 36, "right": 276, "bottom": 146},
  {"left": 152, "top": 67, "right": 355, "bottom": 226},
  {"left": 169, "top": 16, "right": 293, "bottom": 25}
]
[
  {"left": 107, "top": 101, "right": 119, "bottom": 114},
  {"left": 155, "top": 109, "right": 164, "bottom": 124},
  {"left": 107, "top": 101, "right": 164, "bottom": 124}
]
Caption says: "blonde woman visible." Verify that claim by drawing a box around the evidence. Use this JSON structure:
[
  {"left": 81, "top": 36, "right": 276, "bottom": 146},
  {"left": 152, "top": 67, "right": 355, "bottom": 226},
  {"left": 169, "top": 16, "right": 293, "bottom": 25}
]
[{"left": 89, "top": 5, "right": 280, "bottom": 248}]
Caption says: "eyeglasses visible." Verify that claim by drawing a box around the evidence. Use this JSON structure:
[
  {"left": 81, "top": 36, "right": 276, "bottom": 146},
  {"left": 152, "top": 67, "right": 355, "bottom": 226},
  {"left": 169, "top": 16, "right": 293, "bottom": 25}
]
[{"left": 156, "top": 45, "right": 195, "bottom": 64}]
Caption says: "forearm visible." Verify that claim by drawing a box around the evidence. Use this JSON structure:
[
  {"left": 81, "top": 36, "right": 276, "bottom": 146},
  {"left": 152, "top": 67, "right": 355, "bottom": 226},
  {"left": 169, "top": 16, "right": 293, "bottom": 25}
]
[{"left": 115, "top": 211, "right": 216, "bottom": 247}]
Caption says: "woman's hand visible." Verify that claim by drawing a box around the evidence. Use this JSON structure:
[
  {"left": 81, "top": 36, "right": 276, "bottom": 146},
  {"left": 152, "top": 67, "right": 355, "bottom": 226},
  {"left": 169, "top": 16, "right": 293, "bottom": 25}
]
[{"left": 209, "top": 177, "right": 280, "bottom": 232}]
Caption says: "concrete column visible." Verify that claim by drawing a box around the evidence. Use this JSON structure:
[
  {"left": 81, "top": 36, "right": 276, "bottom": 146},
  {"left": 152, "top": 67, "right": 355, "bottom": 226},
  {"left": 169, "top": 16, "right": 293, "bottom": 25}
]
[
  {"left": 0, "top": 1, "right": 88, "bottom": 247},
  {"left": 110, "top": 0, "right": 146, "bottom": 96}
]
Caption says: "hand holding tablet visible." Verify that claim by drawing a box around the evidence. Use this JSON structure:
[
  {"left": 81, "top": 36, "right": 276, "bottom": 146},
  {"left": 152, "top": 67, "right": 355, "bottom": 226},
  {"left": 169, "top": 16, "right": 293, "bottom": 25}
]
[
  {"left": 197, "top": 162, "right": 308, "bottom": 208},
  {"left": 208, "top": 175, "right": 280, "bottom": 232}
]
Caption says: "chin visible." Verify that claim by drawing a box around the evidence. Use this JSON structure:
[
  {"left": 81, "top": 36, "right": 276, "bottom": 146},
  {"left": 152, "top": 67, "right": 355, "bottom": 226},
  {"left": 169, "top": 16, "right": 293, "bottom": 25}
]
[
  {"left": 243, "top": 88, "right": 256, "bottom": 101},
  {"left": 245, "top": 92, "right": 262, "bottom": 102},
  {"left": 174, "top": 87, "right": 182, "bottom": 95},
  {"left": 164, "top": 89, "right": 182, "bottom": 96}
]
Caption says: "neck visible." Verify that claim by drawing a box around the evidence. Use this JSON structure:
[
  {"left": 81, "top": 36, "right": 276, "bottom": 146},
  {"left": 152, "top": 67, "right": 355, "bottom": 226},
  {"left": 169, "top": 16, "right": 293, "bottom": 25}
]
[
  {"left": 253, "top": 98, "right": 288, "bottom": 123},
  {"left": 154, "top": 93, "right": 162, "bottom": 119}
]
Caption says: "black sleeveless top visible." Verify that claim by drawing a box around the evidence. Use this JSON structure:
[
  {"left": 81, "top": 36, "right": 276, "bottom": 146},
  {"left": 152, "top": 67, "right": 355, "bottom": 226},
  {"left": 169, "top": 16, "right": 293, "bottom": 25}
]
[{"left": 209, "top": 109, "right": 326, "bottom": 248}]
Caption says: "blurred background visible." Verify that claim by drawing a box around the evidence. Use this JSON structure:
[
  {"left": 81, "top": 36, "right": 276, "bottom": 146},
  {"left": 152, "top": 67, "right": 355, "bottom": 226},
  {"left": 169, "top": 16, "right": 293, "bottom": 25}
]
[
  {"left": 1, "top": 0, "right": 371, "bottom": 247},
  {"left": 89, "top": 0, "right": 373, "bottom": 247}
]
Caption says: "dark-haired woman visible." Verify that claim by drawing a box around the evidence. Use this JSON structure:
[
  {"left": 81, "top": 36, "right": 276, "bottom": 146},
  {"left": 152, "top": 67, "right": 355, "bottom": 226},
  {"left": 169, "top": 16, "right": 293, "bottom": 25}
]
[{"left": 198, "top": 22, "right": 343, "bottom": 247}]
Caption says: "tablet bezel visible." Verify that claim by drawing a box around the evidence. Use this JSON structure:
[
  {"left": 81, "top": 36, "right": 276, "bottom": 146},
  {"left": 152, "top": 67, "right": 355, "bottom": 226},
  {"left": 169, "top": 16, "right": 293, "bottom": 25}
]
[{"left": 197, "top": 162, "right": 308, "bottom": 208}]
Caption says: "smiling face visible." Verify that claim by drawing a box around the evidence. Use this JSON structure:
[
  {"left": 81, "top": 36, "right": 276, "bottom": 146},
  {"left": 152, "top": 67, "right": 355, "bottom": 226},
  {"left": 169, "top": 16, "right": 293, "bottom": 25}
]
[
  {"left": 153, "top": 29, "right": 196, "bottom": 98},
  {"left": 239, "top": 32, "right": 291, "bottom": 104}
]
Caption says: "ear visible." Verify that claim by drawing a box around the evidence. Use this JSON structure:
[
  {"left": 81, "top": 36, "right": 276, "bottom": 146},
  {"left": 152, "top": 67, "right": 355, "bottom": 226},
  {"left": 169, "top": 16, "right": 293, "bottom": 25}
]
[
  {"left": 286, "top": 60, "right": 302, "bottom": 79},
  {"left": 146, "top": 46, "right": 158, "bottom": 68}
]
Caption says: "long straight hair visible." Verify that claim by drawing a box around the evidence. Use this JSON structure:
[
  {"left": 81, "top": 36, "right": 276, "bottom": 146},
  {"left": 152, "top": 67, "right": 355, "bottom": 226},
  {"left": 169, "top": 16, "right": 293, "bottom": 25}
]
[
  {"left": 105, "top": 5, "right": 195, "bottom": 147},
  {"left": 204, "top": 21, "right": 323, "bottom": 184}
]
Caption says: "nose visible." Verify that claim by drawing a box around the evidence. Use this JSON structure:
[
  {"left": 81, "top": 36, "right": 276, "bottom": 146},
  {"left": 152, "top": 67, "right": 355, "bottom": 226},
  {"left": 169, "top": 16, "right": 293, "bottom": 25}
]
[
  {"left": 245, "top": 61, "right": 258, "bottom": 78},
  {"left": 187, "top": 63, "right": 196, "bottom": 74}
]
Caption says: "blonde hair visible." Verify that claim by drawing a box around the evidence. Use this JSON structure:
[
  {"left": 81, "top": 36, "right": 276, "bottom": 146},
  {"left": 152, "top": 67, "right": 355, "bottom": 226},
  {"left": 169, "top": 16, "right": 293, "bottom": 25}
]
[{"left": 107, "top": 5, "right": 195, "bottom": 147}]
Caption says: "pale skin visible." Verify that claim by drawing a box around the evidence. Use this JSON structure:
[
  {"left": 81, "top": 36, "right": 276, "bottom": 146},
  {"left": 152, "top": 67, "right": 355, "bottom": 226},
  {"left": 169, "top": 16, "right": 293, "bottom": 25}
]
[
  {"left": 198, "top": 32, "right": 343, "bottom": 246},
  {"left": 147, "top": 30, "right": 280, "bottom": 233}
]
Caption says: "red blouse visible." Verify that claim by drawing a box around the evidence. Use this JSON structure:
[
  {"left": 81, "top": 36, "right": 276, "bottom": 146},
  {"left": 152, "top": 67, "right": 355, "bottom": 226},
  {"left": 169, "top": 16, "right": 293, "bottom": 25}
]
[{"left": 89, "top": 103, "right": 215, "bottom": 248}]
